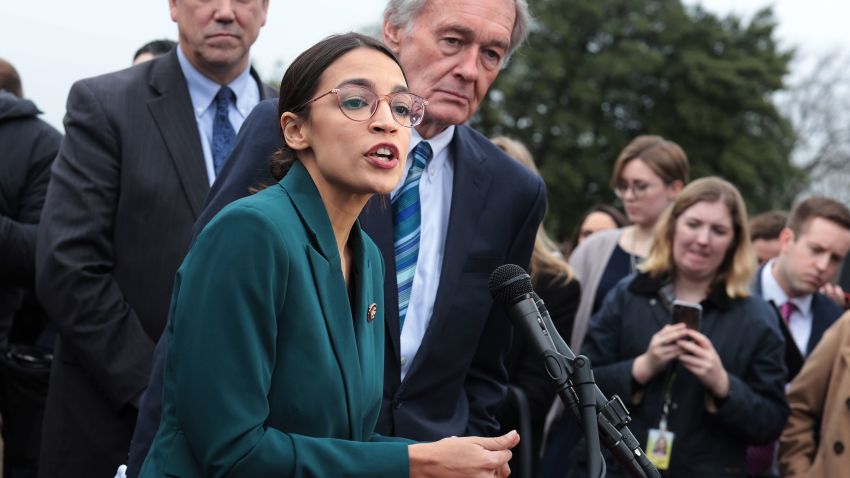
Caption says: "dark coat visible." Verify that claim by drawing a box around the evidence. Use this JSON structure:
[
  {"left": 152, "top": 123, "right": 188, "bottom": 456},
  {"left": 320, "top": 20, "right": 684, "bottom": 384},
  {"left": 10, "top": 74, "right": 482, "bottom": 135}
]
[
  {"left": 35, "top": 51, "right": 274, "bottom": 478},
  {"left": 578, "top": 272, "right": 789, "bottom": 477},
  {"left": 0, "top": 91, "right": 61, "bottom": 346}
]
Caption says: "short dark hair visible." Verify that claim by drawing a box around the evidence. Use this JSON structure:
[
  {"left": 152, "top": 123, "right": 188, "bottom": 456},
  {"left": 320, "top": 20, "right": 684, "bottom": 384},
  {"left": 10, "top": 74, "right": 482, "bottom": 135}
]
[
  {"left": 749, "top": 210, "right": 787, "bottom": 241},
  {"left": 269, "top": 32, "right": 404, "bottom": 180},
  {"left": 787, "top": 196, "right": 850, "bottom": 236},
  {"left": 133, "top": 39, "right": 177, "bottom": 62},
  {"left": 0, "top": 57, "right": 23, "bottom": 98}
]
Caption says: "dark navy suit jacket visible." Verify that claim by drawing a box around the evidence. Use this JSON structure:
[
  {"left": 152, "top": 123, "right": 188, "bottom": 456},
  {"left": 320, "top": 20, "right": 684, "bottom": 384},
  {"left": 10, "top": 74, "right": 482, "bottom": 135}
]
[
  {"left": 752, "top": 263, "right": 843, "bottom": 380},
  {"left": 127, "top": 99, "right": 546, "bottom": 474}
]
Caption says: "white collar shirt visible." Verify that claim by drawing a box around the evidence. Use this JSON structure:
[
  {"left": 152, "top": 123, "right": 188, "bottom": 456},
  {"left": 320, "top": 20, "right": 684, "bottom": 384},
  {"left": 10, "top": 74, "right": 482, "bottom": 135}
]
[{"left": 762, "top": 259, "right": 814, "bottom": 356}]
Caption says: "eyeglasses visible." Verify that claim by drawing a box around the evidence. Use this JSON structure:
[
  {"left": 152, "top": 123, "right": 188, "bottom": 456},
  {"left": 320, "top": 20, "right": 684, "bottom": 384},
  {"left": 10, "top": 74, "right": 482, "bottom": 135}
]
[
  {"left": 614, "top": 181, "right": 660, "bottom": 199},
  {"left": 297, "top": 84, "right": 428, "bottom": 128}
]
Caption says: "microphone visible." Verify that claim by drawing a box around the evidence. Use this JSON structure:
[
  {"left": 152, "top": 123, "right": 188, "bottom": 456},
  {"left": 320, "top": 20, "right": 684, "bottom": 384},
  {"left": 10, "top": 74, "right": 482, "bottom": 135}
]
[{"left": 489, "top": 264, "right": 659, "bottom": 478}]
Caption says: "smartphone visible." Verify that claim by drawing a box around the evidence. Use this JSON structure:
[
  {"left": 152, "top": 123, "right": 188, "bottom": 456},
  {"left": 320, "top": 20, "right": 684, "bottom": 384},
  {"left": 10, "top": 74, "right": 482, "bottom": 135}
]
[{"left": 671, "top": 300, "right": 702, "bottom": 332}]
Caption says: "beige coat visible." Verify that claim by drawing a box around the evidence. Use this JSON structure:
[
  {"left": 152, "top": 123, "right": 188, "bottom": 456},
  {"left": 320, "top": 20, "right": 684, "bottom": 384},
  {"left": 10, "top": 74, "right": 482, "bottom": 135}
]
[{"left": 780, "top": 311, "right": 850, "bottom": 477}]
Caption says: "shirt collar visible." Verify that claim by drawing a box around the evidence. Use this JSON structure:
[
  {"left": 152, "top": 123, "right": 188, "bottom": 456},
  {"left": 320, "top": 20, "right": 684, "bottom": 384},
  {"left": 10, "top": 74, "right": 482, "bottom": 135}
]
[
  {"left": 409, "top": 125, "right": 455, "bottom": 162},
  {"left": 763, "top": 259, "right": 813, "bottom": 315},
  {"left": 176, "top": 45, "right": 256, "bottom": 118}
]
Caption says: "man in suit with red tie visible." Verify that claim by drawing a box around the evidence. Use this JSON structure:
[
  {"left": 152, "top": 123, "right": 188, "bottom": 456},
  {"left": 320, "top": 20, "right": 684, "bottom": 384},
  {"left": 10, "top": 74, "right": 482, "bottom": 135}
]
[{"left": 748, "top": 195, "right": 850, "bottom": 476}]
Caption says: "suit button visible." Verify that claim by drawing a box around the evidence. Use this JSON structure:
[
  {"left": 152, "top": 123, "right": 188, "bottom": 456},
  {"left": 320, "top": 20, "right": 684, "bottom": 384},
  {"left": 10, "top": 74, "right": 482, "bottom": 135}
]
[{"left": 835, "top": 441, "right": 845, "bottom": 455}]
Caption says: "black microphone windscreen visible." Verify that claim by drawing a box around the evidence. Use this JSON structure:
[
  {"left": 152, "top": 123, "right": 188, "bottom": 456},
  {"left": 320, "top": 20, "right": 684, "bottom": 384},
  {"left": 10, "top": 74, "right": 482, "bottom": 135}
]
[{"left": 488, "top": 264, "right": 533, "bottom": 305}]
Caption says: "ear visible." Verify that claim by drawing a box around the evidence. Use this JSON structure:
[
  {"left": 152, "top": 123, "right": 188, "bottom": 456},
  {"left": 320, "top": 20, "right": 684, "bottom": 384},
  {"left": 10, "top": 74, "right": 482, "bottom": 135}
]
[
  {"left": 169, "top": 0, "right": 179, "bottom": 22},
  {"left": 281, "top": 112, "right": 310, "bottom": 152},
  {"left": 259, "top": 0, "right": 269, "bottom": 27},
  {"left": 382, "top": 18, "right": 403, "bottom": 55},
  {"left": 778, "top": 227, "right": 795, "bottom": 252}
]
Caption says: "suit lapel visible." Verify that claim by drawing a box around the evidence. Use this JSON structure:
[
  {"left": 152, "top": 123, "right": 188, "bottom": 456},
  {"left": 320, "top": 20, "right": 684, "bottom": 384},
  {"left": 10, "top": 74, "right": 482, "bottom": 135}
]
[
  {"left": 808, "top": 295, "right": 834, "bottom": 355},
  {"left": 283, "top": 162, "right": 362, "bottom": 439},
  {"left": 350, "top": 225, "right": 378, "bottom": 440},
  {"left": 360, "top": 197, "right": 400, "bottom": 360},
  {"left": 147, "top": 51, "right": 208, "bottom": 218}
]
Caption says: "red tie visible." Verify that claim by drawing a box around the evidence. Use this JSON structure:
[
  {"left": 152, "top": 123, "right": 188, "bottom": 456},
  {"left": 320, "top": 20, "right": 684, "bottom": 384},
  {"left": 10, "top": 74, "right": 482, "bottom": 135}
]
[{"left": 779, "top": 301, "right": 797, "bottom": 325}]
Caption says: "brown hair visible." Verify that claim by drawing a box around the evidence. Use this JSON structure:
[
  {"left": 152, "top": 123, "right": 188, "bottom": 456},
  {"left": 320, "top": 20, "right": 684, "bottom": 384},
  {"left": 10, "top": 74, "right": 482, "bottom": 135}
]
[
  {"left": 786, "top": 196, "right": 850, "bottom": 237},
  {"left": 641, "top": 177, "right": 756, "bottom": 298},
  {"left": 609, "top": 135, "right": 689, "bottom": 189},
  {"left": 749, "top": 210, "right": 787, "bottom": 241},
  {"left": 491, "top": 136, "right": 573, "bottom": 285},
  {"left": 0, "top": 58, "right": 22, "bottom": 98}
]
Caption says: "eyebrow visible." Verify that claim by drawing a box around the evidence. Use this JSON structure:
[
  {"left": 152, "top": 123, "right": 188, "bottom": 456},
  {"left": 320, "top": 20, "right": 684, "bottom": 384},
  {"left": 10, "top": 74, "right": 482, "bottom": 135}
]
[
  {"left": 441, "top": 23, "right": 509, "bottom": 52},
  {"left": 337, "top": 78, "right": 409, "bottom": 94}
]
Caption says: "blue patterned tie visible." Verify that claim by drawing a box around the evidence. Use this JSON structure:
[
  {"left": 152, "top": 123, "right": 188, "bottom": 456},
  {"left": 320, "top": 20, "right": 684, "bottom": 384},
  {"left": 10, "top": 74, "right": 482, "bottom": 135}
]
[
  {"left": 393, "top": 141, "right": 433, "bottom": 331},
  {"left": 212, "top": 86, "right": 236, "bottom": 175}
]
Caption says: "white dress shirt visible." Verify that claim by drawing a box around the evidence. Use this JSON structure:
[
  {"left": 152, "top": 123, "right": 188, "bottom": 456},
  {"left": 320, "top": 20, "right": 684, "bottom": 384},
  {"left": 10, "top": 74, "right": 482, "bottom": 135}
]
[
  {"left": 392, "top": 126, "right": 455, "bottom": 380},
  {"left": 762, "top": 259, "right": 814, "bottom": 356},
  {"left": 176, "top": 46, "right": 260, "bottom": 185}
]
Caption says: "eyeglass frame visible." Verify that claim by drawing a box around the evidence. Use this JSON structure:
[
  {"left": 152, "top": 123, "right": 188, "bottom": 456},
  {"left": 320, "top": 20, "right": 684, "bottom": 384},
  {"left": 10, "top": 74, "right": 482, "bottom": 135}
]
[
  {"left": 613, "top": 180, "right": 666, "bottom": 199},
  {"left": 294, "top": 85, "right": 428, "bottom": 128}
]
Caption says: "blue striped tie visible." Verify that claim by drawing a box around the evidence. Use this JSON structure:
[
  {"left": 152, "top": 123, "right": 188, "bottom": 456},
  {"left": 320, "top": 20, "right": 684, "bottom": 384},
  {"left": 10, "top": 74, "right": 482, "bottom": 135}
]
[{"left": 393, "top": 141, "right": 433, "bottom": 331}]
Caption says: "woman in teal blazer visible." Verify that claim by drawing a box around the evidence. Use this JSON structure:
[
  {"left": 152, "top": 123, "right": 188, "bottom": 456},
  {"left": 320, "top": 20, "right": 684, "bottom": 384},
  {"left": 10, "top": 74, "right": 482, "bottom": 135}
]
[{"left": 139, "top": 33, "right": 517, "bottom": 478}]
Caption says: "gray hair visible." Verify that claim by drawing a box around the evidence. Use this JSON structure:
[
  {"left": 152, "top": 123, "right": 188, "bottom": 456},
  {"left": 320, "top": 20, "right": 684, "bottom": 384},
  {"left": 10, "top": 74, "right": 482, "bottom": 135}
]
[{"left": 383, "top": 0, "right": 531, "bottom": 64}]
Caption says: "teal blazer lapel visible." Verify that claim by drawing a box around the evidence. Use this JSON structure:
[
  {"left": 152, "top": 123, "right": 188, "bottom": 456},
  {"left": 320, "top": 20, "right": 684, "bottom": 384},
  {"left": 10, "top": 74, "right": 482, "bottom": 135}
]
[{"left": 281, "top": 163, "right": 363, "bottom": 439}]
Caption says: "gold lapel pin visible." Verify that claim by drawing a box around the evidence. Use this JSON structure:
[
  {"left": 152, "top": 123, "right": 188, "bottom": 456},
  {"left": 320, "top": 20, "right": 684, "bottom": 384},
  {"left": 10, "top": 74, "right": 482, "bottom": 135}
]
[{"left": 367, "top": 303, "right": 377, "bottom": 322}]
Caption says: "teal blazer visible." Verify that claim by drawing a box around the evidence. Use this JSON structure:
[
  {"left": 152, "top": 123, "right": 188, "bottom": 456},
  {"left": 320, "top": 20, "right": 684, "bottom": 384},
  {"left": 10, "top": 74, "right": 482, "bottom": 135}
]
[{"left": 139, "top": 162, "right": 410, "bottom": 477}]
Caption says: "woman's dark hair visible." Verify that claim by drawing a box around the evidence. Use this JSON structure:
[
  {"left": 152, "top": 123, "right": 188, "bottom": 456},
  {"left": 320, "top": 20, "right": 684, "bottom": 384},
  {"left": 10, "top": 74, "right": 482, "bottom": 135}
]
[
  {"left": 269, "top": 32, "right": 405, "bottom": 180},
  {"left": 567, "top": 203, "right": 629, "bottom": 252}
]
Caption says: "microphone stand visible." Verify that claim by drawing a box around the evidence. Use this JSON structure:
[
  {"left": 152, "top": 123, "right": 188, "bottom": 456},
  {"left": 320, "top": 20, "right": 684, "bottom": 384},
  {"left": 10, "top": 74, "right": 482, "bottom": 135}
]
[{"left": 534, "top": 294, "right": 659, "bottom": 478}]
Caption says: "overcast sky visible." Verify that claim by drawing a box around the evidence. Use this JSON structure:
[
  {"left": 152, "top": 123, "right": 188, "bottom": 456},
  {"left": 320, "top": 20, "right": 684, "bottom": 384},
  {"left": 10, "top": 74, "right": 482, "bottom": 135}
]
[{"left": 2, "top": 0, "right": 846, "bottom": 130}]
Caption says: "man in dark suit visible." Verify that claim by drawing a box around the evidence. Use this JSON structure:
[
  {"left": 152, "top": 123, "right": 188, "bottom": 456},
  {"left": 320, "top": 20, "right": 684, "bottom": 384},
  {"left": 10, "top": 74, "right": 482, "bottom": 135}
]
[
  {"left": 129, "top": 0, "right": 545, "bottom": 465},
  {"left": 35, "top": 1, "right": 273, "bottom": 476},
  {"left": 748, "top": 196, "right": 850, "bottom": 476}
]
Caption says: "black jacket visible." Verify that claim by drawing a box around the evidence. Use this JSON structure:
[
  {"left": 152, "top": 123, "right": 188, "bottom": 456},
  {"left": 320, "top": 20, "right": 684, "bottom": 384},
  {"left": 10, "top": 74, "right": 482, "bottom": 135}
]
[
  {"left": 0, "top": 90, "right": 61, "bottom": 347},
  {"left": 579, "top": 272, "right": 789, "bottom": 477}
]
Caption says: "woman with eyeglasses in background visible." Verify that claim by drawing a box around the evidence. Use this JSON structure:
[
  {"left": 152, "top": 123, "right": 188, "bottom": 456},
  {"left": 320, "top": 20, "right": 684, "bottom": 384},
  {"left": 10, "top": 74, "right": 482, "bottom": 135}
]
[
  {"left": 541, "top": 135, "right": 687, "bottom": 478},
  {"left": 569, "top": 135, "right": 689, "bottom": 353},
  {"left": 139, "top": 33, "right": 517, "bottom": 478}
]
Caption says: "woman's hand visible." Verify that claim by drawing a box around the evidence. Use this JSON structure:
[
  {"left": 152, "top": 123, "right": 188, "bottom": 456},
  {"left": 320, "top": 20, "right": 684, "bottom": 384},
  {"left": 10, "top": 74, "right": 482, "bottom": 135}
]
[
  {"left": 632, "top": 323, "right": 688, "bottom": 384},
  {"left": 677, "top": 329, "right": 730, "bottom": 398},
  {"left": 408, "top": 430, "right": 519, "bottom": 478}
]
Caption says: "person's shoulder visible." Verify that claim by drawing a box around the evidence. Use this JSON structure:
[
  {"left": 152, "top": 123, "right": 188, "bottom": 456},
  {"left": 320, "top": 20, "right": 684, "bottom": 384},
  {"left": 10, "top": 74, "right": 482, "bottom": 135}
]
[
  {"left": 71, "top": 60, "right": 152, "bottom": 98},
  {"left": 201, "top": 185, "right": 293, "bottom": 237},
  {"left": 733, "top": 294, "right": 783, "bottom": 334},
  {"left": 455, "top": 125, "right": 543, "bottom": 189},
  {"left": 570, "top": 227, "right": 623, "bottom": 261},
  {"left": 812, "top": 291, "right": 844, "bottom": 319}
]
